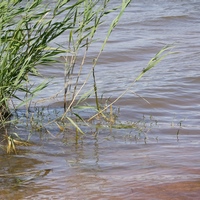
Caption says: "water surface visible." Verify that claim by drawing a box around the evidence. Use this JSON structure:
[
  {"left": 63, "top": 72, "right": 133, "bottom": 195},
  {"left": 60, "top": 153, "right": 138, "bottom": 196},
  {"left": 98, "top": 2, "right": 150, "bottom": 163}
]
[{"left": 1, "top": 0, "right": 200, "bottom": 199}]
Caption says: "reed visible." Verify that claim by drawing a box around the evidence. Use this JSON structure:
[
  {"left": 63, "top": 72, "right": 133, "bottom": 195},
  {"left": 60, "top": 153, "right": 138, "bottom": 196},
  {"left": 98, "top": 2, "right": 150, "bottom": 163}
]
[
  {"left": 63, "top": 0, "right": 131, "bottom": 111},
  {"left": 88, "top": 45, "right": 174, "bottom": 122},
  {"left": 58, "top": 0, "right": 132, "bottom": 131},
  {"left": 0, "top": 0, "right": 85, "bottom": 120},
  {"left": 0, "top": 0, "right": 131, "bottom": 119},
  {"left": 1, "top": 0, "right": 173, "bottom": 153},
  {"left": 0, "top": 0, "right": 132, "bottom": 152}
]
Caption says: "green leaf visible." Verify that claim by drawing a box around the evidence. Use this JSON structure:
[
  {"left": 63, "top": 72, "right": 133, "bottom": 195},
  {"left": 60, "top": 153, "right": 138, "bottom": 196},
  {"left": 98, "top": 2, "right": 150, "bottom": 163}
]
[{"left": 66, "top": 116, "right": 84, "bottom": 135}]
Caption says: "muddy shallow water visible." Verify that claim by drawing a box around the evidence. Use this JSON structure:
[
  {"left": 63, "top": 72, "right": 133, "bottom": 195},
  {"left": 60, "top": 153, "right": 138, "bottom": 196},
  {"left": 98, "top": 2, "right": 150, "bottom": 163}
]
[{"left": 1, "top": 0, "right": 200, "bottom": 199}]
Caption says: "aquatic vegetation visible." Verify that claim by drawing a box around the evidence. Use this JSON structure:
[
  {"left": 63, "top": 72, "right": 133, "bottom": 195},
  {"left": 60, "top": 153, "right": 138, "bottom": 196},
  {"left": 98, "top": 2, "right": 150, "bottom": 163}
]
[
  {"left": 0, "top": 0, "right": 130, "bottom": 116},
  {"left": 0, "top": 0, "right": 173, "bottom": 153},
  {"left": 0, "top": 0, "right": 132, "bottom": 152},
  {"left": 0, "top": 0, "right": 70, "bottom": 119},
  {"left": 0, "top": 168, "right": 51, "bottom": 187}
]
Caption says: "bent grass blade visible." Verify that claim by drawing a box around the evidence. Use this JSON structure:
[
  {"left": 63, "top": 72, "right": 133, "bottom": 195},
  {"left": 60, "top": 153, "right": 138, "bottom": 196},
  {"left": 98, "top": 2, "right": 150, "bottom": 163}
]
[{"left": 88, "top": 45, "right": 174, "bottom": 122}]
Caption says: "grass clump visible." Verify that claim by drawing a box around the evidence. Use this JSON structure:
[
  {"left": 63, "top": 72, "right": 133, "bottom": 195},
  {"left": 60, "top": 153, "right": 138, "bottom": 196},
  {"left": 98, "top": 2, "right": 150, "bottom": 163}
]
[
  {"left": 0, "top": 0, "right": 131, "bottom": 119},
  {"left": 0, "top": 0, "right": 173, "bottom": 153},
  {"left": 0, "top": 0, "right": 85, "bottom": 119},
  {"left": 0, "top": 0, "right": 132, "bottom": 152}
]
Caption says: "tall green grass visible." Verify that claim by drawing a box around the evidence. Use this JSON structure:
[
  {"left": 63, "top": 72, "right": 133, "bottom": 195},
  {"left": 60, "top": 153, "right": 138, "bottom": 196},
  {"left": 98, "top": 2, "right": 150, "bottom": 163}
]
[
  {"left": 63, "top": 0, "right": 131, "bottom": 111},
  {"left": 0, "top": 0, "right": 133, "bottom": 151},
  {"left": 0, "top": 0, "right": 173, "bottom": 153},
  {"left": 0, "top": 0, "right": 71, "bottom": 119},
  {"left": 0, "top": 0, "right": 78, "bottom": 118},
  {"left": 61, "top": 0, "right": 131, "bottom": 121},
  {"left": 0, "top": 0, "right": 131, "bottom": 122}
]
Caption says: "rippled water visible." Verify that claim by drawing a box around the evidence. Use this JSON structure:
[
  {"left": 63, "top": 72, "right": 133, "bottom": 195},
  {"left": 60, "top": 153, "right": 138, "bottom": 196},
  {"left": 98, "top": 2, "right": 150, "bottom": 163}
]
[{"left": 1, "top": 0, "right": 200, "bottom": 199}]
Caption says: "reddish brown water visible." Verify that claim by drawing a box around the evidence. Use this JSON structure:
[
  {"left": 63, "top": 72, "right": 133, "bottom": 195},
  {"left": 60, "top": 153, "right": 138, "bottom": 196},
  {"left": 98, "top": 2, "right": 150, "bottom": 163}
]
[{"left": 1, "top": 0, "right": 200, "bottom": 199}]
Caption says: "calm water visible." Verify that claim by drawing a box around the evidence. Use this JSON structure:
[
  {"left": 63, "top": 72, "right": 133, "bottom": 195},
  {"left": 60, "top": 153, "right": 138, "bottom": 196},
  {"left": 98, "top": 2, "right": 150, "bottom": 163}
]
[{"left": 1, "top": 0, "right": 200, "bottom": 199}]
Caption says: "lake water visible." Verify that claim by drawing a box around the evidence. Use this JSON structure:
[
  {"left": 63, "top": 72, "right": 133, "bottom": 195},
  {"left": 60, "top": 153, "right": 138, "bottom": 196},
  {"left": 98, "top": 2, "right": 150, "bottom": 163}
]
[{"left": 1, "top": 0, "right": 200, "bottom": 199}]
